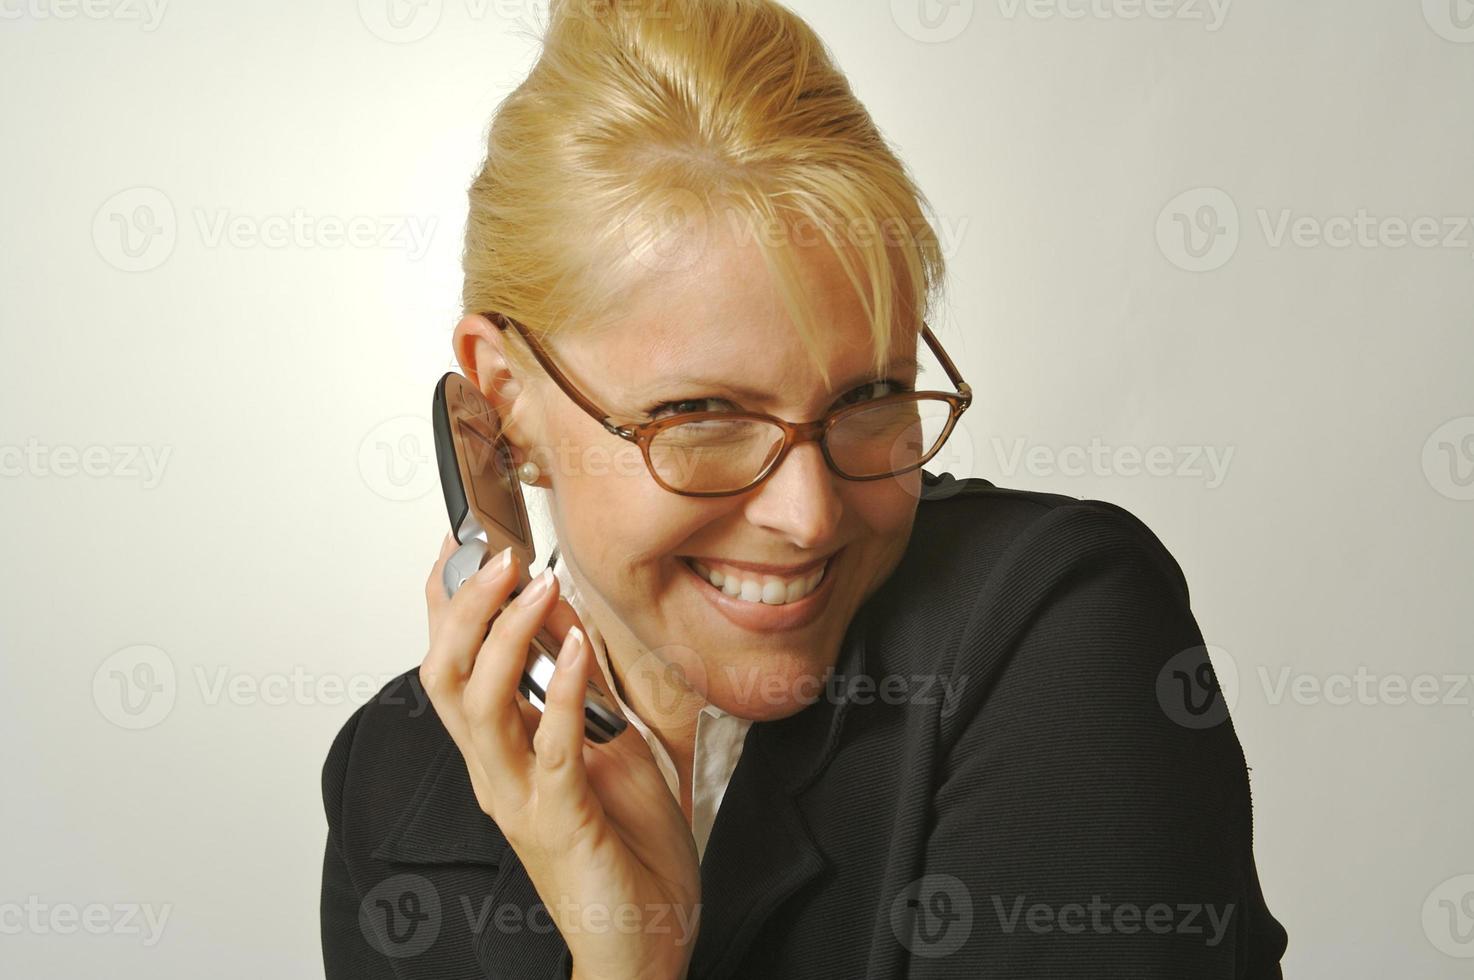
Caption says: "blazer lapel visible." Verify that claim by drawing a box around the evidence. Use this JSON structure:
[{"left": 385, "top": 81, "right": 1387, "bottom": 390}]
[
  {"left": 686, "top": 734, "right": 827, "bottom": 980},
  {"left": 686, "top": 600, "right": 874, "bottom": 979}
]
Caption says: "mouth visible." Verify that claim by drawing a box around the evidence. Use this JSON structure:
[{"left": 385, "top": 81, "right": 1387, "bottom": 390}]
[{"left": 677, "top": 548, "right": 842, "bottom": 633}]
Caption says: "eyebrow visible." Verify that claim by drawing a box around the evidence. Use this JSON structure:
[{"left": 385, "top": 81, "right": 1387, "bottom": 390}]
[{"left": 630, "top": 354, "right": 922, "bottom": 403}]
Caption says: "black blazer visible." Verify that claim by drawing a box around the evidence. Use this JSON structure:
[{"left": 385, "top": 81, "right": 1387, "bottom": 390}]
[{"left": 321, "top": 469, "right": 1289, "bottom": 978}]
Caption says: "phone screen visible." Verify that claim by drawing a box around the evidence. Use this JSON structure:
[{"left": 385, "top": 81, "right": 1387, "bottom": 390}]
[{"left": 458, "top": 418, "right": 523, "bottom": 542}]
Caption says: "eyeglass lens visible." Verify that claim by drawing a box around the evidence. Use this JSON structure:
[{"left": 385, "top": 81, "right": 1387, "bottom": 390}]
[{"left": 645, "top": 396, "right": 956, "bottom": 493}]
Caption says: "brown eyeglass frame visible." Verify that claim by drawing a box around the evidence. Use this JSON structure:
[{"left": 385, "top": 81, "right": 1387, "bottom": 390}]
[{"left": 486, "top": 311, "right": 973, "bottom": 498}]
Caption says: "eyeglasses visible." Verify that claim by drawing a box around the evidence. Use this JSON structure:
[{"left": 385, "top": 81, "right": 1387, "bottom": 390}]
[{"left": 487, "top": 311, "right": 972, "bottom": 498}]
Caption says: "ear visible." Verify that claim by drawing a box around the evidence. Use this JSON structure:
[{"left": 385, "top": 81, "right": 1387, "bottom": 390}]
[{"left": 451, "top": 313, "right": 543, "bottom": 480}]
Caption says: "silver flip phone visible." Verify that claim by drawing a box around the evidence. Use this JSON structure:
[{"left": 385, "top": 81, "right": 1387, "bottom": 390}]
[{"left": 433, "top": 371, "right": 628, "bottom": 744}]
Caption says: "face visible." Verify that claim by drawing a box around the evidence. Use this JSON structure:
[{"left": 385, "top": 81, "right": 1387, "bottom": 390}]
[{"left": 459, "top": 223, "right": 922, "bottom": 726}]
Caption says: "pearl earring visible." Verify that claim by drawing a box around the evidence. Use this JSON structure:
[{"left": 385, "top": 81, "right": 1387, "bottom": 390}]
[{"left": 517, "top": 460, "right": 542, "bottom": 485}]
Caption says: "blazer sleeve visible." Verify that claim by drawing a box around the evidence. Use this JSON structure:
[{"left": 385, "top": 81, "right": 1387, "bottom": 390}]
[
  {"left": 319, "top": 702, "right": 400, "bottom": 979},
  {"left": 909, "top": 502, "right": 1289, "bottom": 979}
]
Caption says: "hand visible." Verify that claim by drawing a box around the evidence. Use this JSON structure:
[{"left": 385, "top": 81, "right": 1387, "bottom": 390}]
[{"left": 420, "top": 535, "right": 701, "bottom": 980}]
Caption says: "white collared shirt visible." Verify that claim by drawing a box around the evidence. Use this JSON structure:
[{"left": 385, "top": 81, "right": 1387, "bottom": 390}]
[{"left": 552, "top": 556, "right": 753, "bottom": 862}]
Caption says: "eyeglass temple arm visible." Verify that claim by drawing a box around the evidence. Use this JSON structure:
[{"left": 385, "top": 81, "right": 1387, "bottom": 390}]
[
  {"left": 919, "top": 322, "right": 971, "bottom": 401},
  {"left": 487, "top": 313, "right": 638, "bottom": 438}
]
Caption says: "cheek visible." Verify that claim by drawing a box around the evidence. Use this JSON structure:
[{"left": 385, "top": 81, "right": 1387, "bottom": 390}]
[
  {"left": 554, "top": 469, "right": 709, "bottom": 583},
  {"left": 842, "top": 477, "right": 918, "bottom": 538}
]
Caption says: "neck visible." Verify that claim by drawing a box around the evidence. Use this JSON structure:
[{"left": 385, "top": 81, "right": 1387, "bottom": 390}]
[
  {"left": 558, "top": 556, "right": 707, "bottom": 770},
  {"left": 600, "top": 633, "right": 705, "bottom": 771}
]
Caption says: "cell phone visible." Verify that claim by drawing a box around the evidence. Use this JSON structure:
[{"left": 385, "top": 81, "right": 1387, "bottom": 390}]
[{"left": 432, "top": 371, "right": 628, "bottom": 744}]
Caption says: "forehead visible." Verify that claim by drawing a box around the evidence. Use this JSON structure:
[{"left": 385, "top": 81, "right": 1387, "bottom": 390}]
[{"left": 559, "top": 226, "right": 910, "bottom": 404}]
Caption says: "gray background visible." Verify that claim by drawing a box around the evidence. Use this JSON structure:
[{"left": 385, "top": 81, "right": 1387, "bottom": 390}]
[{"left": 1, "top": 0, "right": 1471, "bottom": 976}]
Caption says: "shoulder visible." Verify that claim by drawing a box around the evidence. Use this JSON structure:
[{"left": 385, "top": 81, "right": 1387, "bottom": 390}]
[
  {"left": 905, "top": 472, "right": 1246, "bottom": 796},
  {"left": 902, "top": 476, "right": 1286, "bottom": 972},
  {"left": 909, "top": 468, "right": 1189, "bottom": 604},
  {"left": 875, "top": 470, "right": 1193, "bottom": 691},
  {"left": 907, "top": 471, "right": 1245, "bottom": 809},
  {"left": 879, "top": 471, "right": 1228, "bottom": 768},
  {"left": 320, "top": 665, "right": 447, "bottom": 840}
]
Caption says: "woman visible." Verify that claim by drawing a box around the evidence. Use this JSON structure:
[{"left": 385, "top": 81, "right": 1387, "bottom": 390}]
[{"left": 320, "top": 1, "right": 1289, "bottom": 977}]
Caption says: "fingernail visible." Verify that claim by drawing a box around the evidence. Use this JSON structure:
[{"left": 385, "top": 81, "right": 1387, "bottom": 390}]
[
  {"left": 475, "top": 546, "right": 514, "bottom": 582},
  {"left": 514, "top": 567, "right": 554, "bottom": 606},
  {"left": 560, "top": 626, "right": 585, "bottom": 660}
]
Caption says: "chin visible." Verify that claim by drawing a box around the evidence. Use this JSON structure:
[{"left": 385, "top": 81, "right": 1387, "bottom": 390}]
[{"left": 703, "top": 646, "right": 842, "bottom": 721}]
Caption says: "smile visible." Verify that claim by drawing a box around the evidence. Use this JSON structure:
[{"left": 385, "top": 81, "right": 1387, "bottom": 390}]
[
  {"left": 677, "top": 549, "right": 842, "bottom": 633},
  {"left": 681, "top": 555, "right": 831, "bottom": 605}
]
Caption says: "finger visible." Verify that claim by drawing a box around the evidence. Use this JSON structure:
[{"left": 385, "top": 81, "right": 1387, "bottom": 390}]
[
  {"left": 513, "top": 692, "right": 545, "bottom": 743},
  {"left": 421, "top": 545, "right": 519, "bottom": 760},
  {"left": 463, "top": 564, "right": 564, "bottom": 799},
  {"left": 538, "top": 595, "right": 620, "bottom": 706},
  {"left": 424, "top": 545, "right": 517, "bottom": 687},
  {"left": 424, "top": 532, "right": 459, "bottom": 643},
  {"left": 530, "top": 626, "right": 604, "bottom": 832}
]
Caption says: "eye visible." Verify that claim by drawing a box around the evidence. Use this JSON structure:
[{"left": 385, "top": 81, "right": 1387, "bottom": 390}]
[
  {"left": 643, "top": 379, "right": 914, "bottom": 421},
  {"left": 838, "top": 378, "right": 912, "bottom": 407},
  {"left": 645, "top": 396, "right": 733, "bottom": 419}
]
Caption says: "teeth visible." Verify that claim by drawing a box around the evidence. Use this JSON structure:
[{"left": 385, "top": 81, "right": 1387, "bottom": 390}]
[{"left": 687, "top": 557, "right": 827, "bottom": 605}]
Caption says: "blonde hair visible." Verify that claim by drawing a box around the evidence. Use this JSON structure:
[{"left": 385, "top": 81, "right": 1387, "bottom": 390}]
[{"left": 462, "top": 0, "right": 947, "bottom": 400}]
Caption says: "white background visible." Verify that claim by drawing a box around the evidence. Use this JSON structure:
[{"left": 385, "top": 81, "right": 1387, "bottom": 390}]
[{"left": 1, "top": 0, "right": 1471, "bottom": 976}]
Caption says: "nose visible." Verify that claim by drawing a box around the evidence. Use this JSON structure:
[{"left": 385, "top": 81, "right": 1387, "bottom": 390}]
[{"left": 741, "top": 438, "right": 843, "bottom": 549}]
